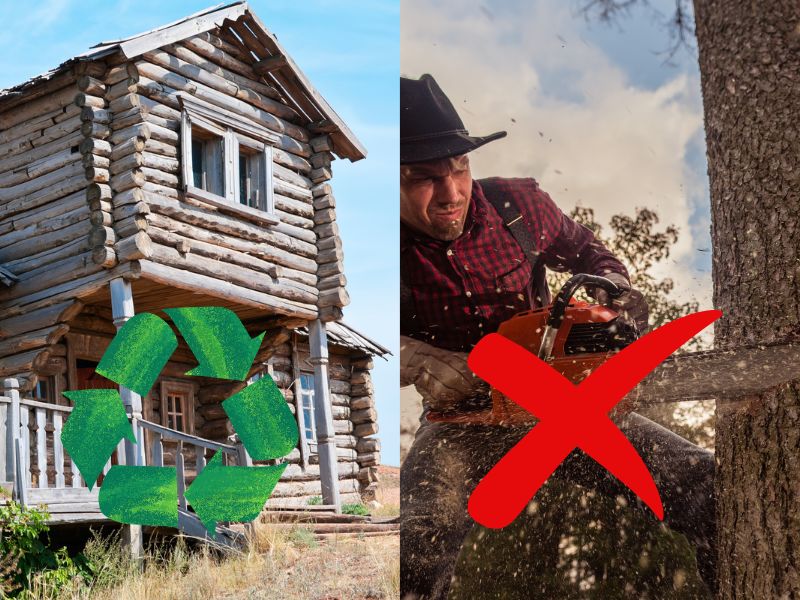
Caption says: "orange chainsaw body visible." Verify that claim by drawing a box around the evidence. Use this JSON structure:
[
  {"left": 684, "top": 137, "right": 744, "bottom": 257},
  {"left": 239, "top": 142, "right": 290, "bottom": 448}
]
[{"left": 427, "top": 300, "right": 622, "bottom": 426}]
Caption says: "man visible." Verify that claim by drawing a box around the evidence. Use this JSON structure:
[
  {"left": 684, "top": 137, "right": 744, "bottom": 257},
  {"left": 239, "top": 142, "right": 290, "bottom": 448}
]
[{"left": 400, "top": 74, "right": 716, "bottom": 599}]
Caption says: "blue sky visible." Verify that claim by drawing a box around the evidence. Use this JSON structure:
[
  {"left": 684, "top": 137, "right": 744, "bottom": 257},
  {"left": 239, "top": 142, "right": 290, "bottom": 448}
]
[{"left": 0, "top": 0, "right": 401, "bottom": 465}]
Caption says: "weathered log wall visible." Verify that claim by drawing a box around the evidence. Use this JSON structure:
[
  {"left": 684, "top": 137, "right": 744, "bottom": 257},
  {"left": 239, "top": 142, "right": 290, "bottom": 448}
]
[
  {"left": 0, "top": 23, "right": 354, "bottom": 388},
  {"left": 96, "top": 29, "right": 350, "bottom": 321},
  {"left": 0, "top": 65, "right": 105, "bottom": 391}
]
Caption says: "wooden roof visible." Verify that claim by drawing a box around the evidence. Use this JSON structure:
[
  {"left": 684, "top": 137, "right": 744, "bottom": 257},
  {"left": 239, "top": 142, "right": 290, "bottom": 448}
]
[{"left": 0, "top": 1, "right": 366, "bottom": 161}]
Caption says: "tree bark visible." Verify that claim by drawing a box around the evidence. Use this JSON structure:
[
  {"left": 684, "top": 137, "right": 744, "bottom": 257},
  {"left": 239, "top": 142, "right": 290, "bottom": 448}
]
[{"left": 693, "top": 1, "right": 800, "bottom": 597}]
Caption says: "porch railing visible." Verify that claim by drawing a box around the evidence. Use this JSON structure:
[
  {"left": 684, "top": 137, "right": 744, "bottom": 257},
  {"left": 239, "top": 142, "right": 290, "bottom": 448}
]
[{"left": 1, "top": 378, "right": 251, "bottom": 523}]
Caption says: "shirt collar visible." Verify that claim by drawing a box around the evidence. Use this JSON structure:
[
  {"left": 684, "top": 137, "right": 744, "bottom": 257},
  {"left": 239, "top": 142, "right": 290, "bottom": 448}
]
[{"left": 400, "top": 180, "right": 488, "bottom": 251}]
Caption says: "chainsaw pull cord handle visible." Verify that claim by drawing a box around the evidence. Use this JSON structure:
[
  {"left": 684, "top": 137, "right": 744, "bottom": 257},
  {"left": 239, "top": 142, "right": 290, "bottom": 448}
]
[{"left": 537, "top": 274, "right": 624, "bottom": 360}]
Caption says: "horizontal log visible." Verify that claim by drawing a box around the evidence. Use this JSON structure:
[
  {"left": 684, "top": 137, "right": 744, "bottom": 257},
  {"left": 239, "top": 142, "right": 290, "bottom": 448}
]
[
  {"left": 106, "top": 77, "right": 139, "bottom": 102},
  {"left": 0, "top": 324, "right": 69, "bottom": 358},
  {"left": 1, "top": 252, "right": 99, "bottom": 303},
  {"left": 145, "top": 48, "right": 301, "bottom": 130},
  {"left": 310, "top": 152, "right": 333, "bottom": 169},
  {"left": 0, "top": 161, "right": 83, "bottom": 203},
  {"left": 105, "top": 64, "right": 138, "bottom": 86},
  {"left": 167, "top": 41, "right": 289, "bottom": 112},
  {"left": 115, "top": 232, "right": 152, "bottom": 262},
  {"left": 86, "top": 182, "right": 112, "bottom": 203},
  {"left": 351, "top": 407, "right": 377, "bottom": 425},
  {"left": 144, "top": 192, "right": 317, "bottom": 263},
  {"left": 110, "top": 137, "right": 146, "bottom": 162},
  {"left": 0, "top": 115, "right": 81, "bottom": 159},
  {"left": 137, "top": 260, "right": 317, "bottom": 320},
  {"left": 89, "top": 225, "right": 116, "bottom": 247},
  {"left": 0, "top": 300, "right": 81, "bottom": 339},
  {"left": 146, "top": 225, "right": 279, "bottom": 277},
  {"left": 318, "top": 287, "right": 350, "bottom": 309},
  {"left": 357, "top": 452, "right": 380, "bottom": 468},
  {"left": 1, "top": 185, "right": 88, "bottom": 240},
  {"left": 109, "top": 151, "right": 143, "bottom": 176},
  {"left": 353, "top": 422, "right": 379, "bottom": 437},
  {"left": 74, "top": 93, "right": 104, "bottom": 109},
  {"left": 351, "top": 357, "right": 374, "bottom": 370},
  {"left": 91, "top": 246, "right": 117, "bottom": 267},
  {"left": 0, "top": 85, "right": 77, "bottom": 131},
  {"left": 313, "top": 194, "right": 335, "bottom": 210},
  {"left": 0, "top": 148, "right": 77, "bottom": 189},
  {"left": 147, "top": 242, "right": 316, "bottom": 305},
  {"left": 0, "top": 348, "right": 52, "bottom": 378},
  {"left": 80, "top": 106, "right": 110, "bottom": 124},
  {"left": 1, "top": 130, "right": 83, "bottom": 174},
  {"left": 143, "top": 137, "right": 177, "bottom": 158},
  {"left": 0, "top": 104, "right": 75, "bottom": 145},
  {"left": 356, "top": 437, "right": 380, "bottom": 454},
  {"left": 109, "top": 169, "right": 144, "bottom": 193},
  {"left": 110, "top": 106, "right": 145, "bottom": 131},
  {"left": 108, "top": 93, "right": 140, "bottom": 114},
  {"left": 77, "top": 75, "right": 105, "bottom": 96},
  {"left": 82, "top": 153, "right": 110, "bottom": 169},
  {"left": 350, "top": 396, "right": 374, "bottom": 411},
  {"left": 351, "top": 382, "right": 374, "bottom": 397},
  {"left": 79, "top": 137, "right": 112, "bottom": 157}
]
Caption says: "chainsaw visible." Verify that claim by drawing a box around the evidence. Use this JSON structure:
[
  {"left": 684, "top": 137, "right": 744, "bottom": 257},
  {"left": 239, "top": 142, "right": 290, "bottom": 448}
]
[{"left": 426, "top": 274, "right": 640, "bottom": 425}]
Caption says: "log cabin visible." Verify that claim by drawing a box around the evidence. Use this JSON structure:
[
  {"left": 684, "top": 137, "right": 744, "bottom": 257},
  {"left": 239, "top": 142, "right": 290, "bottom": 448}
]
[{"left": 0, "top": 2, "right": 388, "bottom": 544}]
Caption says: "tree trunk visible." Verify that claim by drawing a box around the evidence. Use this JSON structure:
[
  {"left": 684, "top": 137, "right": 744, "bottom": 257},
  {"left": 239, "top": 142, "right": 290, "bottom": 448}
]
[{"left": 693, "top": 1, "right": 800, "bottom": 597}]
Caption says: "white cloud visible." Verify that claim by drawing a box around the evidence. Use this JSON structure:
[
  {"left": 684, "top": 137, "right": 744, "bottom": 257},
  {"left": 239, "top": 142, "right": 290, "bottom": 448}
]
[{"left": 402, "top": 0, "right": 711, "bottom": 310}]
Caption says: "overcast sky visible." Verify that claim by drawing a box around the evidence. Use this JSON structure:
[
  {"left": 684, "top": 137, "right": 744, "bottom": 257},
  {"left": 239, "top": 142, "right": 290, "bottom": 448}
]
[
  {"left": 0, "top": 0, "right": 401, "bottom": 466},
  {"left": 401, "top": 0, "right": 712, "bottom": 310}
]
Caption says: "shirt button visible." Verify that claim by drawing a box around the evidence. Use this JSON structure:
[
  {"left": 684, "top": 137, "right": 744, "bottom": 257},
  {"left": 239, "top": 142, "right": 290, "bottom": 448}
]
[
  {"left": 446, "top": 249, "right": 454, "bottom": 256},
  {"left": 465, "top": 291, "right": 472, "bottom": 297}
]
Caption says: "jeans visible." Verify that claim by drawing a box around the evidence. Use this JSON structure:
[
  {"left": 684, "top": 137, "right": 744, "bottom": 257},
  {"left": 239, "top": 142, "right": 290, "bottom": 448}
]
[{"left": 400, "top": 413, "right": 716, "bottom": 599}]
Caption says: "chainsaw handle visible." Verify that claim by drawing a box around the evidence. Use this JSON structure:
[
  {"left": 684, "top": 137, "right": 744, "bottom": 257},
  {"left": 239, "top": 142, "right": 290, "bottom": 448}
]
[{"left": 547, "top": 274, "right": 623, "bottom": 329}]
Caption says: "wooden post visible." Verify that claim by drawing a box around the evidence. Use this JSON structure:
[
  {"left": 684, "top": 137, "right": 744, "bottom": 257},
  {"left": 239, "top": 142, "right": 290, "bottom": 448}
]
[
  {"left": 308, "top": 320, "right": 341, "bottom": 512},
  {"left": 234, "top": 442, "right": 256, "bottom": 539},
  {"left": 4, "top": 379, "right": 20, "bottom": 491},
  {"left": 109, "top": 277, "right": 143, "bottom": 562}
]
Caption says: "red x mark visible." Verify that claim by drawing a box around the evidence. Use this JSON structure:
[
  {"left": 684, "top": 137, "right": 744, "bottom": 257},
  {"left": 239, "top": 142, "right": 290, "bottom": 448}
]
[{"left": 466, "top": 310, "right": 721, "bottom": 529}]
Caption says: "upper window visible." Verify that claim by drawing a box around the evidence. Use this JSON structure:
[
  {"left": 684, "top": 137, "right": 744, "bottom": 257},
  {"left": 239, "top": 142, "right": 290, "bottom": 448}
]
[{"left": 179, "top": 94, "right": 277, "bottom": 223}]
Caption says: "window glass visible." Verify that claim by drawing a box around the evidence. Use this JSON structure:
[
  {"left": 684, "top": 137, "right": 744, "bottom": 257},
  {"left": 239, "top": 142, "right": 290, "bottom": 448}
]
[
  {"left": 191, "top": 129, "right": 224, "bottom": 197},
  {"left": 299, "top": 373, "right": 317, "bottom": 444}
]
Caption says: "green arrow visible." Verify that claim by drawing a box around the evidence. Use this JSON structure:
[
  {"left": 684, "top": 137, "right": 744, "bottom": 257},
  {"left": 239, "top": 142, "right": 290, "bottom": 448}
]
[
  {"left": 164, "top": 307, "right": 264, "bottom": 381},
  {"left": 61, "top": 389, "right": 135, "bottom": 490},
  {"left": 184, "top": 452, "right": 286, "bottom": 536},
  {"left": 96, "top": 313, "right": 177, "bottom": 396},
  {"left": 99, "top": 466, "right": 178, "bottom": 527},
  {"left": 223, "top": 375, "right": 299, "bottom": 460}
]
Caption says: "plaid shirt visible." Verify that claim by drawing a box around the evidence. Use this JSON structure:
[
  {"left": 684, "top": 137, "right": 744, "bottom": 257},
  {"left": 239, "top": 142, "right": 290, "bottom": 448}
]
[{"left": 401, "top": 177, "right": 628, "bottom": 352}]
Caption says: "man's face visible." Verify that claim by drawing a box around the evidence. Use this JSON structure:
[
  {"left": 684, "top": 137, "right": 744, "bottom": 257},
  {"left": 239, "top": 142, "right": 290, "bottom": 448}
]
[{"left": 400, "top": 155, "right": 472, "bottom": 241}]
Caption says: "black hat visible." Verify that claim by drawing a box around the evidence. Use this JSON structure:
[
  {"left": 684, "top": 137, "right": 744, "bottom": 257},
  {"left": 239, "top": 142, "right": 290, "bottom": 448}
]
[{"left": 401, "top": 74, "right": 507, "bottom": 164}]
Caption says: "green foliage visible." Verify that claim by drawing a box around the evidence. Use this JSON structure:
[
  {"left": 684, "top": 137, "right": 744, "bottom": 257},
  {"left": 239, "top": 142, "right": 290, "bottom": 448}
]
[
  {"left": 341, "top": 503, "right": 370, "bottom": 516},
  {"left": 552, "top": 206, "right": 701, "bottom": 345},
  {"left": 554, "top": 207, "right": 714, "bottom": 448},
  {"left": 307, "top": 495, "right": 323, "bottom": 506},
  {"left": 0, "top": 502, "right": 91, "bottom": 598},
  {"left": 289, "top": 527, "right": 318, "bottom": 548}
]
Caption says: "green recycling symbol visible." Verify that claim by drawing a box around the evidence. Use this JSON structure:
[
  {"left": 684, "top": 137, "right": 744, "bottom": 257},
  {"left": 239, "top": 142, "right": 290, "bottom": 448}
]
[{"left": 60, "top": 307, "right": 298, "bottom": 535}]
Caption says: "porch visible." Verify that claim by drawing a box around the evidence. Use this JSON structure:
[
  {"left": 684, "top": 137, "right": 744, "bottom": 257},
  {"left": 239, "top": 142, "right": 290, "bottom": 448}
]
[{"left": 0, "top": 377, "right": 261, "bottom": 542}]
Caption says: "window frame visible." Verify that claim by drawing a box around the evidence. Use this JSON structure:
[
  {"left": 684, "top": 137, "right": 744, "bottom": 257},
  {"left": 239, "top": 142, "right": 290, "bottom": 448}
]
[
  {"left": 179, "top": 94, "right": 278, "bottom": 225},
  {"left": 159, "top": 380, "right": 196, "bottom": 435},
  {"left": 298, "top": 372, "right": 317, "bottom": 450}
]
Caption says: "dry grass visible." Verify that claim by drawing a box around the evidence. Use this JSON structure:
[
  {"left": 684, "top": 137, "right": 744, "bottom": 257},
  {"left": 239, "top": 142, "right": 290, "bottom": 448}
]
[
  {"left": 107, "top": 527, "right": 396, "bottom": 600},
  {"left": 33, "top": 524, "right": 398, "bottom": 600},
  {"left": 370, "top": 466, "right": 400, "bottom": 518}
]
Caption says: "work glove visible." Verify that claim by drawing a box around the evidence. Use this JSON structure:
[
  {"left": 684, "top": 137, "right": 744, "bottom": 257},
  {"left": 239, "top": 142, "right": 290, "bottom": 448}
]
[
  {"left": 592, "top": 272, "right": 649, "bottom": 335},
  {"left": 400, "top": 335, "right": 488, "bottom": 412}
]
